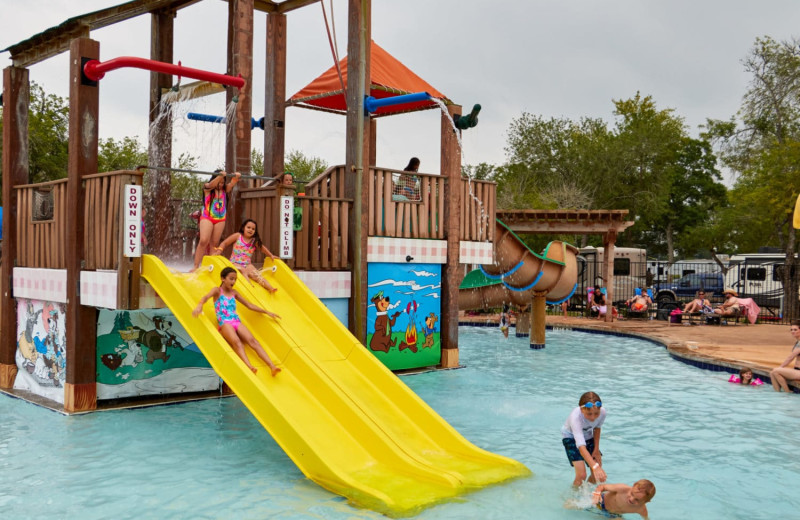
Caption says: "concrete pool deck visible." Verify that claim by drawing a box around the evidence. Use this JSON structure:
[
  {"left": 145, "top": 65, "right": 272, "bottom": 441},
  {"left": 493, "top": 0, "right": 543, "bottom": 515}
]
[{"left": 460, "top": 312, "right": 799, "bottom": 391}]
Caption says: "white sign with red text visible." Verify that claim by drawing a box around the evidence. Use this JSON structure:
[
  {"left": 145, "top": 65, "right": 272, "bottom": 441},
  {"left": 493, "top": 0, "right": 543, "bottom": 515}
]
[
  {"left": 123, "top": 184, "right": 142, "bottom": 258},
  {"left": 280, "top": 196, "right": 294, "bottom": 259}
]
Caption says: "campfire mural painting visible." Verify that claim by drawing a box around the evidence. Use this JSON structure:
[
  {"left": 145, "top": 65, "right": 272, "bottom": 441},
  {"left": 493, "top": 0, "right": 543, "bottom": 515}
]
[{"left": 367, "top": 263, "right": 441, "bottom": 370}]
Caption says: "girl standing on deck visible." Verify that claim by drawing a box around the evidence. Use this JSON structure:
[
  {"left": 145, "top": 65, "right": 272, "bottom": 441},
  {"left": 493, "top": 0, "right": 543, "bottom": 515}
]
[
  {"left": 561, "top": 391, "right": 608, "bottom": 487},
  {"left": 194, "top": 169, "right": 241, "bottom": 270},
  {"left": 215, "top": 219, "right": 278, "bottom": 293},
  {"left": 192, "top": 267, "right": 281, "bottom": 376}
]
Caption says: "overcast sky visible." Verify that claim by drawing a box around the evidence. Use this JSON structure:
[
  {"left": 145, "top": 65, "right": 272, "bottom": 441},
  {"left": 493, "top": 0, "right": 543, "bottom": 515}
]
[{"left": 3, "top": 0, "right": 800, "bottom": 175}]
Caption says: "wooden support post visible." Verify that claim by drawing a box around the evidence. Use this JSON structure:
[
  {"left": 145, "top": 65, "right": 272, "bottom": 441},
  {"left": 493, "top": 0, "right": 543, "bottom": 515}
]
[
  {"left": 0, "top": 66, "right": 29, "bottom": 388},
  {"left": 531, "top": 291, "right": 547, "bottom": 349},
  {"left": 147, "top": 10, "right": 174, "bottom": 258},
  {"left": 439, "top": 103, "right": 462, "bottom": 367},
  {"left": 65, "top": 38, "right": 100, "bottom": 412},
  {"left": 264, "top": 12, "right": 287, "bottom": 177},
  {"left": 344, "top": 0, "right": 371, "bottom": 343},
  {"left": 369, "top": 118, "right": 376, "bottom": 167},
  {"left": 225, "top": 0, "right": 254, "bottom": 239},
  {"left": 515, "top": 310, "right": 531, "bottom": 337},
  {"left": 602, "top": 231, "right": 617, "bottom": 323}
]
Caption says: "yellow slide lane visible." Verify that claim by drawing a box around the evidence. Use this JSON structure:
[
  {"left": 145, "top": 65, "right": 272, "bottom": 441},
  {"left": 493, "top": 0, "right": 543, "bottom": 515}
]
[{"left": 142, "top": 255, "right": 529, "bottom": 517}]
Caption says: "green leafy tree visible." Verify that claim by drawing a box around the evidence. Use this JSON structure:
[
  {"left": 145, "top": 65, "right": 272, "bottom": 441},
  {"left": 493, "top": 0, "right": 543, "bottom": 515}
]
[
  {"left": 284, "top": 149, "right": 328, "bottom": 183},
  {"left": 705, "top": 36, "right": 800, "bottom": 317},
  {"left": 462, "top": 162, "right": 497, "bottom": 181},
  {"left": 0, "top": 82, "right": 70, "bottom": 187},
  {"left": 97, "top": 136, "right": 148, "bottom": 172},
  {"left": 640, "top": 138, "right": 727, "bottom": 260}
]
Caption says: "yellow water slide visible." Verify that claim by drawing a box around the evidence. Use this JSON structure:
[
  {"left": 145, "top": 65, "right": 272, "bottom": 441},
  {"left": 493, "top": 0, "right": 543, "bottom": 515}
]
[
  {"left": 141, "top": 255, "right": 529, "bottom": 517},
  {"left": 459, "top": 219, "right": 579, "bottom": 309}
]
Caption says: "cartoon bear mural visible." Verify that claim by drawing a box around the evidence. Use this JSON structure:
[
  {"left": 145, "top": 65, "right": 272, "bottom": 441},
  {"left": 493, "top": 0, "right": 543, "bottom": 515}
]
[{"left": 366, "top": 263, "right": 441, "bottom": 371}]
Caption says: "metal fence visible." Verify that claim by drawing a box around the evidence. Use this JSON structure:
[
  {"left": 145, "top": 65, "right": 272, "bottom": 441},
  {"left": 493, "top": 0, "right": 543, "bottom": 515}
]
[{"left": 568, "top": 258, "right": 800, "bottom": 324}]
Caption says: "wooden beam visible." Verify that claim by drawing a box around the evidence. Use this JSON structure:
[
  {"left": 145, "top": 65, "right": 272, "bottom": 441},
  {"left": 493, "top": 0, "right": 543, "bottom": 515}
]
[
  {"left": 225, "top": 0, "right": 255, "bottom": 239},
  {"left": 5, "top": 0, "right": 202, "bottom": 67},
  {"left": 0, "top": 66, "right": 29, "bottom": 388},
  {"left": 440, "top": 103, "right": 462, "bottom": 366},
  {"left": 147, "top": 10, "right": 175, "bottom": 258},
  {"left": 276, "top": 0, "right": 321, "bottom": 13},
  {"left": 264, "top": 12, "right": 287, "bottom": 177},
  {"left": 503, "top": 222, "right": 635, "bottom": 235},
  {"left": 344, "top": 0, "right": 371, "bottom": 343},
  {"left": 65, "top": 37, "right": 100, "bottom": 412}
]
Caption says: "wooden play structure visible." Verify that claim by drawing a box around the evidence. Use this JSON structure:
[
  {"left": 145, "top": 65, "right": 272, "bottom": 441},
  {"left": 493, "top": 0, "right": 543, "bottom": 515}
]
[{"left": 0, "top": 0, "right": 497, "bottom": 413}]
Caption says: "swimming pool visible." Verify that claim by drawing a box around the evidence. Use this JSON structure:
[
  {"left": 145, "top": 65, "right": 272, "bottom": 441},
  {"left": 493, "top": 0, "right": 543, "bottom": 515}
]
[{"left": 1, "top": 327, "right": 797, "bottom": 519}]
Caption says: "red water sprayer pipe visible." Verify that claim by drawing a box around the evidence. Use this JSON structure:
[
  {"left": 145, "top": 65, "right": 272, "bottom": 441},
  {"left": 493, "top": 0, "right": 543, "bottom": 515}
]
[{"left": 83, "top": 56, "right": 245, "bottom": 89}]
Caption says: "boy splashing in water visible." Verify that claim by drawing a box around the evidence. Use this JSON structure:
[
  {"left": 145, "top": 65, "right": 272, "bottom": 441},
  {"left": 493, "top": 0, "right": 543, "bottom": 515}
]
[
  {"left": 193, "top": 267, "right": 281, "bottom": 376},
  {"left": 592, "top": 480, "right": 655, "bottom": 519}
]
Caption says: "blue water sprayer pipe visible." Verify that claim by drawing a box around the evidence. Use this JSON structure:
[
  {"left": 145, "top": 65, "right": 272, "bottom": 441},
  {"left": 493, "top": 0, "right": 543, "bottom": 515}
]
[
  {"left": 364, "top": 91, "right": 431, "bottom": 114},
  {"left": 187, "top": 112, "right": 265, "bottom": 130}
]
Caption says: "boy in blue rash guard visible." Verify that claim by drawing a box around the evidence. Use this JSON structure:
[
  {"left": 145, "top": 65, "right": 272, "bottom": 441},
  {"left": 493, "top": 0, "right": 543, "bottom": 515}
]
[{"left": 561, "top": 391, "right": 607, "bottom": 487}]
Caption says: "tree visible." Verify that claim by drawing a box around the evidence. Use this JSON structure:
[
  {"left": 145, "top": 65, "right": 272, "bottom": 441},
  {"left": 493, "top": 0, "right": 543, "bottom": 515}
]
[
  {"left": 462, "top": 162, "right": 497, "bottom": 181},
  {"left": 639, "top": 138, "right": 727, "bottom": 260},
  {"left": 284, "top": 149, "right": 328, "bottom": 183},
  {"left": 97, "top": 136, "right": 148, "bottom": 172},
  {"left": 0, "top": 82, "right": 70, "bottom": 188},
  {"left": 705, "top": 36, "right": 800, "bottom": 318}
]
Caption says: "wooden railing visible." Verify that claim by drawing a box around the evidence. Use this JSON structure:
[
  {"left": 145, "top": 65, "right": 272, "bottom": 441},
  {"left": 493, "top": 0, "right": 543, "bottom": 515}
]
[
  {"left": 15, "top": 170, "right": 143, "bottom": 270},
  {"left": 238, "top": 165, "right": 496, "bottom": 272},
  {"left": 460, "top": 178, "right": 496, "bottom": 243},
  {"left": 15, "top": 178, "right": 68, "bottom": 268},
  {"left": 294, "top": 195, "right": 351, "bottom": 270},
  {"left": 84, "top": 171, "right": 144, "bottom": 270},
  {"left": 367, "top": 167, "right": 446, "bottom": 239},
  {"left": 241, "top": 179, "right": 351, "bottom": 270}
]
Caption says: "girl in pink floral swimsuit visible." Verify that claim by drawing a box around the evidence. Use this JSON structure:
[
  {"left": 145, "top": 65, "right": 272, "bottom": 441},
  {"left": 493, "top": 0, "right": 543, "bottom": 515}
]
[
  {"left": 215, "top": 218, "right": 278, "bottom": 293},
  {"left": 192, "top": 266, "right": 281, "bottom": 376}
]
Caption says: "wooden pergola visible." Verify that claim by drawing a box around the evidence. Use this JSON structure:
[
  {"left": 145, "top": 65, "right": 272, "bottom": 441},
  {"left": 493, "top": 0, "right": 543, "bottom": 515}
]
[{"left": 497, "top": 210, "right": 635, "bottom": 329}]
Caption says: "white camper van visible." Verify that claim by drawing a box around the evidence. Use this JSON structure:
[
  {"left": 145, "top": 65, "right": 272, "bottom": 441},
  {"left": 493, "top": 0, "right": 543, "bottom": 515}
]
[
  {"left": 578, "top": 247, "right": 647, "bottom": 305},
  {"left": 724, "top": 253, "right": 793, "bottom": 313}
]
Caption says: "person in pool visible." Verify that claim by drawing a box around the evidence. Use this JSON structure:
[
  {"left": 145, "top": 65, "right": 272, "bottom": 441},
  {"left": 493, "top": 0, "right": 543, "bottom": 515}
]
[
  {"left": 499, "top": 304, "right": 511, "bottom": 339},
  {"left": 769, "top": 319, "right": 800, "bottom": 392},
  {"left": 728, "top": 367, "right": 764, "bottom": 386},
  {"left": 592, "top": 480, "right": 655, "bottom": 519},
  {"left": 561, "top": 391, "right": 607, "bottom": 487}
]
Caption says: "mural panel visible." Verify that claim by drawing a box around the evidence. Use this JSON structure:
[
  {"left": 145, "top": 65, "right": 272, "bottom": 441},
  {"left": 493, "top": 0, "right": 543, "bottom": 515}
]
[
  {"left": 14, "top": 299, "right": 67, "bottom": 404},
  {"left": 96, "top": 309, "right": 219, "bottom": 399},
  {"left": 367, "top": 263, "right": 441, "bottom": 370}
]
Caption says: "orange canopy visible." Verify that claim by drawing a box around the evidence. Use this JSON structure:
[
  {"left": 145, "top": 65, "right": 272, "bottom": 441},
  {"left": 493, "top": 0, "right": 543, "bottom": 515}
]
[{"left": 288, "top": 41, "right": 450, "bottom": 116}]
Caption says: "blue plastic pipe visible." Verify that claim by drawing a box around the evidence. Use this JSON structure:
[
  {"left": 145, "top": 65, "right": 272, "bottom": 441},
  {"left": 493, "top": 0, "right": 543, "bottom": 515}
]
[
  {"left": 187, "top": 112, "right": 264, "bottom": 130},
  {"left": 364, "top": 91, "right": 431, "bottom": 114}
]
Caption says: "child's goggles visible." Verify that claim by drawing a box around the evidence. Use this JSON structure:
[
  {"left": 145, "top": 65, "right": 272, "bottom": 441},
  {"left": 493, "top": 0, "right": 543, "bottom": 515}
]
[{"left": 582, "top": 401, "right": 602, "bottom": 409}]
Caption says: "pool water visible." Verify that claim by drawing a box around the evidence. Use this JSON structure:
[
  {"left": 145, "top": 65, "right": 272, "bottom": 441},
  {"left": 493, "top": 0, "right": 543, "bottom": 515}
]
[{"left": 1, "top": 327, "right": 798, "bottom": 519}]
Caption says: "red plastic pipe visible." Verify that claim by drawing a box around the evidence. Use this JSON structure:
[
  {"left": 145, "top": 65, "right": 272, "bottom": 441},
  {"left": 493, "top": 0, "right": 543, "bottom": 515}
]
[{"left": 83, "top": 56, "right": 245, "bottom": 89}]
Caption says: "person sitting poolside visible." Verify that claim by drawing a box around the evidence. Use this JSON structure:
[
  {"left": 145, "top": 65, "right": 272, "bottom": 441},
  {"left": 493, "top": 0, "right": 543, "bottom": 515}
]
[
  {"left": 625, "top": 290, "right": 652, "bottom": 313},
  {"left": 683, "top": 290, "right": 712, "bottom": 314},
  {"left": 713, "top": 289, "right": 740, "bottom": 317},
  {"left": 769, "top": 320, "right": 800, "bottom": 392}
]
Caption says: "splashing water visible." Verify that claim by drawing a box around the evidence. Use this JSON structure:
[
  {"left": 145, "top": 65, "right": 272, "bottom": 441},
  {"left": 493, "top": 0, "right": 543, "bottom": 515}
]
[{"left": 430, "top": 97, "right": 491, "bottom": 243}]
